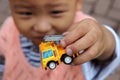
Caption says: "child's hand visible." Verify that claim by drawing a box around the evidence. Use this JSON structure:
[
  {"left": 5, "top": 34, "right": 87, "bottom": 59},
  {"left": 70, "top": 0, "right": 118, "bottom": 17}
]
[{"left": 60, "top": 19, "right": 115, "bottom": 65}]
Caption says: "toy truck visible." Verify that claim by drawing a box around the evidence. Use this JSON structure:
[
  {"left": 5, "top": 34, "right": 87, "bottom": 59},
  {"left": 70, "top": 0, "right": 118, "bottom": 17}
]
[{"left": 39, "top": 35, "right": 73, "bottom": 70}]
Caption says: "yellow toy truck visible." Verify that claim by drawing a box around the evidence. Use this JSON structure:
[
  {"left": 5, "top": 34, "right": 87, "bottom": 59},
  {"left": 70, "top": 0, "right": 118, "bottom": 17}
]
[{"left": 39, "top": 35, "right": 73, "bottom": 70}]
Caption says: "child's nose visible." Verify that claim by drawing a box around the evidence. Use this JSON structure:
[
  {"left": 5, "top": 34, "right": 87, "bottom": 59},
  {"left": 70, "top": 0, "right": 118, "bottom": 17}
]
[{"left": 33, "top": 19, "right": 52, "bottom": 33}]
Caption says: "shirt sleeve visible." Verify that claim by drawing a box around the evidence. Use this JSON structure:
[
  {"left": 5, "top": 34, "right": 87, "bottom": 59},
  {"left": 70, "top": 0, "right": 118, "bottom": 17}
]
[
  {"left": 81, "top": 25, "right": 120, "bottom": 80},
  {"left": 0, "top": 55, "right": 5, "bottom": 73}
]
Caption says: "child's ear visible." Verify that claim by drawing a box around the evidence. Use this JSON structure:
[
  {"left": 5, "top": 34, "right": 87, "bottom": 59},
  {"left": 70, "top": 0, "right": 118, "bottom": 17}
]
[{"left": 76, "top": 0, "right": 83, "bottom": 11}]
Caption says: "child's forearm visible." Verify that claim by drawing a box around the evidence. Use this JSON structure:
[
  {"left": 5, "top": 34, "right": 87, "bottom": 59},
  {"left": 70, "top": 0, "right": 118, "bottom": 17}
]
[{"left": 86, "top": 25, "right": 120, "bottom": 80}]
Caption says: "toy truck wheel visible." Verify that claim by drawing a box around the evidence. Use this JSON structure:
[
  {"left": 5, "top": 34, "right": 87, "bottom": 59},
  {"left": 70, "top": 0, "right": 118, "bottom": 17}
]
[
  {"left": 48, "top": 61, "right": 56, "bottom": 70},
  {"left": 62, "top": 54, "right": 73, "bottom": 64}
]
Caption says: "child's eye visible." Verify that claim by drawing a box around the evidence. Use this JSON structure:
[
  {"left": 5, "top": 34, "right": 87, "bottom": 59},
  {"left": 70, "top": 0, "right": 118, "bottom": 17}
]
[
  {"left": 18, "top": 12, "right": 33, "bottom": 16},
  {"left": 50, "top": 10, "right": 64, "bottom": 16},
  {"left": 51, "top": 11, "right": 63, "bottom": 14}
]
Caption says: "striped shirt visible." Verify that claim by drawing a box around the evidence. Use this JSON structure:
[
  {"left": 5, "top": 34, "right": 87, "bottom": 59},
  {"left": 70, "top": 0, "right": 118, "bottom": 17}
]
[{"left": 20, "top": 35, "right": 41, "bottom": 67}]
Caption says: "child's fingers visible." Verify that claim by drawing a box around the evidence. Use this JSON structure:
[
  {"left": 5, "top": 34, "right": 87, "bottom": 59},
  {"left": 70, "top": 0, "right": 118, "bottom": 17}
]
[
  {"left": 61, "top": 22, "right": 91, "bottom": 47},
  {"left": 66, "top": 28, "right": 98, "bottom": 55},
  {"left": 72, "top": 43, "right": 101, "bottom": 65}
]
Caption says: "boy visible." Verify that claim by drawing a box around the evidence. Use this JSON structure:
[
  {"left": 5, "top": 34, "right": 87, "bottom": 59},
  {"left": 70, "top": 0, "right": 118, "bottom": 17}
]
[{"left": 0, "top": 0, "right": 120, "bottom": 80}]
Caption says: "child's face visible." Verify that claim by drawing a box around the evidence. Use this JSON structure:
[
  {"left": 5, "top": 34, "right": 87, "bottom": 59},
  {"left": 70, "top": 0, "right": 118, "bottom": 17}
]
[{"left": 9, "top": 0, "right": 82, "bottom": 45}]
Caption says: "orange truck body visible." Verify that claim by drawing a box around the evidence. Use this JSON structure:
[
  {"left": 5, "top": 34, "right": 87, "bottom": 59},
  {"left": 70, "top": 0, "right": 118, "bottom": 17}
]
[{"left": 39, "top": 41, "right": 66, "bottom": 69}]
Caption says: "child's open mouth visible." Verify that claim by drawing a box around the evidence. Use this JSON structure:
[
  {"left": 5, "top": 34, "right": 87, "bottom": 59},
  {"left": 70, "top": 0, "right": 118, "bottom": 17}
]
[{"left": 32, "top": 37, "right": 44, "bottom": 45}]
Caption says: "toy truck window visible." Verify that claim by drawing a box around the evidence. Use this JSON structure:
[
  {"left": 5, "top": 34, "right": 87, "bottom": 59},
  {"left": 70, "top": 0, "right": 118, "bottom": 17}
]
[
  {"left": 43, "top": 52, "right": 48, "bottom": 59},
  {"left": 48, "top": 50, "right": 53, "bottom": 57}
]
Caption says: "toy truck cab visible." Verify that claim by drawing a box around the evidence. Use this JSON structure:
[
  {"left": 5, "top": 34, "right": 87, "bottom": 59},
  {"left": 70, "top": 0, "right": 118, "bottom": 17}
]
[{"left": 39, "top": 35, "right": 73, "bottom": 70}]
